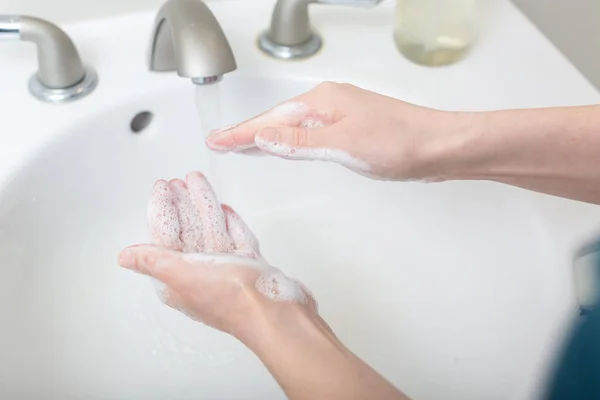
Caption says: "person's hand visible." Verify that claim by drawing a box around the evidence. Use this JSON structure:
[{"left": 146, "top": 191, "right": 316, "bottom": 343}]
[
  {"left": 206, "top": 82, "right": 461, "bottom": 181},
  {"left": 118, "top": 172, "right": 317, "bottom": 342},
  {"left": 119, "top": 172, "right": 410, "bottom": 400}
]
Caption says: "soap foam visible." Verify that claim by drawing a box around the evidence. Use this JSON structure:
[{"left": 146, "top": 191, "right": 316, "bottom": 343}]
[
  {"left": 208, "top": 102, "right": 330, "bottom": 153},
  {"left": 179, "top": 253, "right": 309, "bottom": 305},
  {"left": 223, "top": 206, "right": 261, "bottom": 259},
  {"left": 255, "top": 270, "right": 308, "bottom": 304},
  {"left": 152, "top": 278, "right": 170, "bottom": 303},
  {"left": 169, "top": 179, "right": 204, "bottom": 253},
  {"left": 254, "top": 136, "right": 373, "bottom": 176},
  {"left": 180, "top": 252, "right": 268, "bottom": 270},
  {"left": 300, "top": 119, "right": 326, "bottom": 129},
  {"left": 185, "top": 172, "right": 233, "bottom": 253},
  {"left": 147, "top": 173, "right": 312, "bottom": 308},
  {"left": 259, "top": 102, "right": 328, "bottom": 135},
  {"left": 148, "top": 180, "right": 183, "bottom": 251}
]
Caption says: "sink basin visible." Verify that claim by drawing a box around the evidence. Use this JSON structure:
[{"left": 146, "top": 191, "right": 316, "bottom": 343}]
[
  {"left": 1, "top": 1, "right": 600, "bottom": 399},
  {"left": 0, "top": 74, "right": 560, "bottom": 400}
]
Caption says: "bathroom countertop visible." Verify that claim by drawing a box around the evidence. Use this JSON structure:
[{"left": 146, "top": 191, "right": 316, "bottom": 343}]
[{"left": 0, "top": 0, "right": 598, "bottom": 188}]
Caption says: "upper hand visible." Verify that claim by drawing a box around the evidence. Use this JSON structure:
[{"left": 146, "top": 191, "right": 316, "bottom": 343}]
[{"left": 205, "top": 82, "right": 457, "bottom": 181}]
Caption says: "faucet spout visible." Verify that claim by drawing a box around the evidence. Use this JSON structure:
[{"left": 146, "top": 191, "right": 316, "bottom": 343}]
[{"left": 148, "top": 0, "right": 237, "bottom": 83}]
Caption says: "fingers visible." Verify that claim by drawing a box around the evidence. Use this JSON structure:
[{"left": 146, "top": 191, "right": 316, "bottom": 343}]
[
  {"left": 222, "top": 204, "right": 261, "bottom": 259},
  {"left": 118, "top": 244, "right": 213, "bottom": 290},
  {"left": 118, "top": 244, "right": 182, "bottom": 279},
  {"left": 206, "top": 101, "right": 329, "bottom": 153},
  {"left": 169, "top": 179, "right": 204, "bottom": 253},
  {"left": 185, "top": 171, "right": 233, "bottom": 253},
  {"left": 147, "top": 180, "right": 184, "bottom": 251},
  {"left": 254, "top": 125, "right": 331, "bottom": 160},
  {"left": 119, "top": 244, "right": 206, "bottom": 297},
  {"left": 119, "top": 244, "right": 266, "bottom": 285},
  {"left": 255, "top": 124, "right": 372, "bottom": 177},
  {"left": 147, "top": 172, "right": 258, "bottom": 256}
]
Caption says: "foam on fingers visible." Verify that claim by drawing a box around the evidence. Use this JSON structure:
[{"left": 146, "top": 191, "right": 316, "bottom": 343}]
[
  {"left": 185, "top": 171, "right": 232, "bottom": 253},
  {"left": 255, "top": 133, "right": 375, "bottom": 177},
  {"left": 147, "top": 180, "right": 184, "bottom": 251},
  {"left": 206, "top": 102, "right": 328, "bottom": 153},
  {"left": 169, "top": 179, "right": 204, "bottom": 253},
  {"left": 181, "top": 252, "right": 267, "bottom": 270},
  {"left": 222, "top": 204, "right": 261, "bottom": 259}
]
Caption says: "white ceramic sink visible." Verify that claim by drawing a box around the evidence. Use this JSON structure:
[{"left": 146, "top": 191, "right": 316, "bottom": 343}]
[{"left": 1, "top": 1, "right": 600, "bottom": 399}]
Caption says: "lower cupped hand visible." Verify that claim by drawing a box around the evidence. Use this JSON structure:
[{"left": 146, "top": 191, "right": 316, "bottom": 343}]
[{"left": 118, "top": 172, "right": 317, "bottom": 340}]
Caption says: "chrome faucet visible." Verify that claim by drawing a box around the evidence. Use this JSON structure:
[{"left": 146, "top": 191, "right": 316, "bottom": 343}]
[
  {"left": 0, "top": 15, "right": 98, "bottom": 103},
  {"left": 148, "top": 0, "right": 237, "bottom": 85},
  {"left": 259, "top": 0, "right": 383, "bottom": 60}
]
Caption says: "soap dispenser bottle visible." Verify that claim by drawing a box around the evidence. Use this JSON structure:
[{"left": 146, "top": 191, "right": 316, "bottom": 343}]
[{"left": 394, "top": 0, "right": 478, "bottom": 66}]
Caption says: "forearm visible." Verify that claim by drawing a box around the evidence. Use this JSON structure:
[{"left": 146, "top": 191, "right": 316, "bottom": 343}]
[
  {"left": 436, "top": 105, "right": 600, "bottom": 204},
  {"left": 239, "top": 305, "right": 409, "bottom": 400}
]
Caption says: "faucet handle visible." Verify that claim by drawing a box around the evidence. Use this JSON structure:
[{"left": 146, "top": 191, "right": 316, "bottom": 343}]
[
  {"left": 258, "top": 0, "right": 384, "bottom": 60},
  {"left": 0, "top": 15, "right": 98, "bottom": 103}
]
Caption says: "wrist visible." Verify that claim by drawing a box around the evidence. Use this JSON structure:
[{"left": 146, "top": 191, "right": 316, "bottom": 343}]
[
  {"left": 418, "top": 110, "right": 488, "bottom": 182},
  {"left": 234, "top": 299, "right": 409, "bottom": 400},
  {"left": 235, "top": 299, "right": 338, "bottom": 356}
]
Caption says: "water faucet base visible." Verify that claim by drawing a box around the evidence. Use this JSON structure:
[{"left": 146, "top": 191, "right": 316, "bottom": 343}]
[
  {"left": 258, "top": 31, "right": 322, "bottom": 60},
  {"left": 29, "top": 67, "right": 98, "bottom": 104},
  {"left": 259, "top": 0, "right": 383, "bottom": 60},
  {"left": 191, "top": 75, "right": 223, "bottom": 85}
]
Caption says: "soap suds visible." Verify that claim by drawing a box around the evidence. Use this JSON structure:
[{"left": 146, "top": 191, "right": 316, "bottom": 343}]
[
  {"left": 152, "top": 278, "right": 169, "bottom": 304},
  {"left": 185, "top": 172, "right": 233, "bottom": 253},
  {"left": 169, "top": 179, "right": 204, "bottom": 253},
  {"left": 180, "top": 253, "right": 267, "bottom": 270},
  {"left": 146, "top": 172, "right": 313, "bottom": 307},
  {"left": 207, "top": 102, "right": 329, "bottom": 153},
  {"left": 179, "top": 253, "right": 309, "bottom": 305},
  {"left": 148, "top": 180, "right": 183, "bottom": 251},
  {"left": 223, "top": 205, "right": 261, "bottom": 259},
  {"left": 257, "top": 102, "right": 328, "bottom": 135},
  {"left": 254, "top": 136, "right": 373, "bottom": 176},
  {"left": 300, "top": 119, "right": 325, "bottom": 129},
  {"left": 255, "top": 270, "right": 308, "bottom": 304}
]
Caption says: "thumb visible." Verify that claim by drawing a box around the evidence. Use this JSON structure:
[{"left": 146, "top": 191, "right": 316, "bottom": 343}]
[
  {"left": 118, "top": 244, "right": 181, "bottom": 279},
  {"left": 255, "top": 126, "right": 340, "bottom": 161}
]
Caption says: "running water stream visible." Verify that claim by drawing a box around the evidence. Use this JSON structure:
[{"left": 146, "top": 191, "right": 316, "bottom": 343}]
[{"left": 194, "top": 82, "right": 224, "bottom": 196}]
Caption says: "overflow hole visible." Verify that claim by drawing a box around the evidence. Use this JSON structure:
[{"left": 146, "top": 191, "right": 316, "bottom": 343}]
[{"left": 130, "top": 111, "right": 154, "bottom": 134}]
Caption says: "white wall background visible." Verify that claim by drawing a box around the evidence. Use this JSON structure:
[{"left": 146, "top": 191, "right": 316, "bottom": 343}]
[
  {"left": 1, "top": 0, "right": 599, "bottom": 89},
  {"left": 0, "top": 0, "right": 164, "bottom": 22},
  {"left": 511, "top": 0, "right": 600, "bottom": 90}
]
